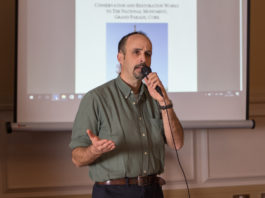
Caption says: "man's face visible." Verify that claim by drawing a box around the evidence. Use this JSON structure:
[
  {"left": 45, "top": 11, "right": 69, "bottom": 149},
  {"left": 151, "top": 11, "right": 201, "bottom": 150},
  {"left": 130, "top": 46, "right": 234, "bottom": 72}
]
[{"left": 118, "top": 34, "right": 152, "bottom": 81}]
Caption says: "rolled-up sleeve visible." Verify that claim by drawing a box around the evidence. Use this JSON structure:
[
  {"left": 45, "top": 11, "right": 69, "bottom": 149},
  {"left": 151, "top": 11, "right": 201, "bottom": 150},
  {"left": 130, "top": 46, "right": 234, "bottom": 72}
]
[{"left": 69, "top": 93, "right": 99, "bottom": 150}]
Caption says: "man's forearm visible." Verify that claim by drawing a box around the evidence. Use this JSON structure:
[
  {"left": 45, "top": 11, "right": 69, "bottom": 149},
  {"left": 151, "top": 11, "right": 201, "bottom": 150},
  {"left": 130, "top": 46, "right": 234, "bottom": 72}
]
[
  {"left": 160, "top": 98, "right": 184, "bottom": 150},
  {"left": 72, "top": 146, "right": 102, "bottom": 167}
]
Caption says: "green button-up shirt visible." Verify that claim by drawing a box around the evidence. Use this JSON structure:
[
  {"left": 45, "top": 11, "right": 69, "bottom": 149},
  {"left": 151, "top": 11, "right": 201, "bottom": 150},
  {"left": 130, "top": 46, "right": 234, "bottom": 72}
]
[{"left": 70, "top": 76, "right": 165, "bottom": 182}]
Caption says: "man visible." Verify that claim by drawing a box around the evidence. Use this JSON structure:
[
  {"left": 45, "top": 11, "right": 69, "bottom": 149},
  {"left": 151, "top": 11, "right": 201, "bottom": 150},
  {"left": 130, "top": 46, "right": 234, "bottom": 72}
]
[{"left": 69, "top": 31, "right": 184, "bottom": 198}]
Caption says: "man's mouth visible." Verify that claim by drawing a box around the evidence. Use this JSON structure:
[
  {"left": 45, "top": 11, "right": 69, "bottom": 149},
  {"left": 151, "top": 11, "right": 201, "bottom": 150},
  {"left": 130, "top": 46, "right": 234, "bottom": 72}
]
[
  {"left": 134, "top": 63, "right": 146, "bottom": 71},
  {"left": 134, "top": 66, "right": 143, "bottom": 71}
]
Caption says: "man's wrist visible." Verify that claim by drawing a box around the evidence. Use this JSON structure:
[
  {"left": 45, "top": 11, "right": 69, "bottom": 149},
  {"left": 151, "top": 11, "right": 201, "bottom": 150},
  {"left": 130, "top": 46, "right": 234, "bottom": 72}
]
[
  {"left": 89, "top": 145, "right": 102, "bottom": 156},
  {"left": 159, "top": 99, "right": 173, "bottom": 110},
  {"left": 159, "top": 103, "right": 173, "bottom": 110},
  {"left": 158, "top": 97, "right": 171, "bottom": 106}
]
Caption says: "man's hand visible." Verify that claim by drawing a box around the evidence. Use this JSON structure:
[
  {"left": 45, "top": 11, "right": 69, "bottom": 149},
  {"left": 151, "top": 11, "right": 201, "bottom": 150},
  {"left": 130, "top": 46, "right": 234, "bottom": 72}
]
[
  {"left": 143, "top": 72, "right": 169, "bottom": 104},
  {"left": 87, "top": 129, "right": 116, "bottom": 155},
  {"left": 72, "top": 130, "right": 116, "bottom": 167}
]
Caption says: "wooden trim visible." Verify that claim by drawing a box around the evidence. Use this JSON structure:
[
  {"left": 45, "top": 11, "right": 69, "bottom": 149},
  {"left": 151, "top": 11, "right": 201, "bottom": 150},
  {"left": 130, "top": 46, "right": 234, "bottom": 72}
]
[{"left": 0, "top": 104, "right": 13, "bottom": 111}]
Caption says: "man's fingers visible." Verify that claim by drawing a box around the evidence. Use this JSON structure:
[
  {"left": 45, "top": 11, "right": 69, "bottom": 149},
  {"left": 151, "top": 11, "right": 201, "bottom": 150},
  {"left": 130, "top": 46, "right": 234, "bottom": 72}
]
[
  {"left": 86, "top": 129, "right": 116, "bottom": 154},
  {"left": 98, "top": 144, "right": 115, "bottom": 153},
  {"left": 148, "top": 73, "right": 161, "bottom": 87},
  {"left": 145, "top": 73, "right": 162, "bottom": 91},
  {"left": 94, "top": 139, "right": 111, "bottom": 146},
  {"left": 93, "top": 140, "right": 115, "bottom": 154},
  {"left": 95, "top": 140, "right": 115, "bottom": 149},
  {"left": 87, "top": 129, "right": 99, "bottom": 142},
  {"left": 86, "top": 129, "right": 94, "bottom": 137}
]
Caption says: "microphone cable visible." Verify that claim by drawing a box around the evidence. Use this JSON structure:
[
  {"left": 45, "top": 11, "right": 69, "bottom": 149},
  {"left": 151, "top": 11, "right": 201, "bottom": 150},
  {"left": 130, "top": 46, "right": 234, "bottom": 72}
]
[
  {"left": 141, "top": 65, "right": 191, "bottom": 197},
  {"left": 162, "top": 96, "right": 191, "bottom": 198}
]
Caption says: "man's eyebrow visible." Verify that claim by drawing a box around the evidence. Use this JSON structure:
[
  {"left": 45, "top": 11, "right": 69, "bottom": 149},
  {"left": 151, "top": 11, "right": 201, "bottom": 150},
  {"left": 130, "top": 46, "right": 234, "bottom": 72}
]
[
  {"left": 132, "top": 48, "right": 142, "bottom": 51},
  {"left": 146, "top": 50, "right": 152, "bottom": 53},
  {"left": 132, "top": 48, "right": 152, "bottom": 52}
]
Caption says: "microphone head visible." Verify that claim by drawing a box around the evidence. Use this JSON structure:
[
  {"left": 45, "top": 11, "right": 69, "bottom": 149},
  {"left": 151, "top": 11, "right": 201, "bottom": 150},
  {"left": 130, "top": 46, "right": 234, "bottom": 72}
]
[{"left": 141, "top": 66, "right": 152, "bottom": 78}]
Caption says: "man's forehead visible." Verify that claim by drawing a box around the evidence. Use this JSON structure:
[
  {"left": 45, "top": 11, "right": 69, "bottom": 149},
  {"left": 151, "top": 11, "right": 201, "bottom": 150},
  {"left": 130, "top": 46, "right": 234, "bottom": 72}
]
[{"left": 126, "top": 34, "right": 152, "bottom": 49}]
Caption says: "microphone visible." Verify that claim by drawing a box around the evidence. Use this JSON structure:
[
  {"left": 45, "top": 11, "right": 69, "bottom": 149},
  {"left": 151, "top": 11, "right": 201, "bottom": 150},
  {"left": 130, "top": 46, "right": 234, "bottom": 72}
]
[{"left": 141, "top": 66, "right": 163, "bottom": 97}]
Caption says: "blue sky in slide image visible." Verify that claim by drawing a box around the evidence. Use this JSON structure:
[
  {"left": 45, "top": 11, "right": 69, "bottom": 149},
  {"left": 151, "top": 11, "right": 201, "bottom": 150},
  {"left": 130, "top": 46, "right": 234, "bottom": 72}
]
[{"left": 106, "top": 23, "right": 168, "bottom": 89}]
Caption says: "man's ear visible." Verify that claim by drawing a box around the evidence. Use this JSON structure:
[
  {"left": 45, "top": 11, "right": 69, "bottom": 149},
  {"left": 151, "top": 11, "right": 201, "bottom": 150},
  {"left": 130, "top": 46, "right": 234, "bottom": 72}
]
[{"left": 117, "top": 52, "right": 124, "bottom": 65}]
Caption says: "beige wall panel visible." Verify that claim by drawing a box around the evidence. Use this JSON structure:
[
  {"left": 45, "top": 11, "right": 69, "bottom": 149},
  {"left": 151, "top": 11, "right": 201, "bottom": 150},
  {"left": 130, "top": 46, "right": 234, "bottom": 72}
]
[{"left": 208, "top": 116, "right": 265, "bottom": 180}]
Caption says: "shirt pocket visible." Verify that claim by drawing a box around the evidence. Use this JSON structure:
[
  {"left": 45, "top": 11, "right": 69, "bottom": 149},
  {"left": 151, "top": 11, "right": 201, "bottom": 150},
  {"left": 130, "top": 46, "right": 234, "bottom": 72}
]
[
  {"left": 149, "top": 118, "right": 165, "bottom": 145},
  {"left": 149, "top": 118, "right": 165, "bottom": 171}
]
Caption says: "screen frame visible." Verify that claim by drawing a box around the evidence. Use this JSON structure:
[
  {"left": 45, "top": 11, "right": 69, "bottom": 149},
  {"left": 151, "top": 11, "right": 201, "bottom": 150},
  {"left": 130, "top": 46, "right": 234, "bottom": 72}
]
[{"left": 13, "top": 0, "right": 252, "bottom": 127}]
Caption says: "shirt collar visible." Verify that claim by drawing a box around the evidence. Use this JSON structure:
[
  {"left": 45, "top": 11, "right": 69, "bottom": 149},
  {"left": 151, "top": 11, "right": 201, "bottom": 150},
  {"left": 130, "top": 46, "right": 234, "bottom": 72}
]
[{"left": 115, "top": 75, "right": 147, "bottom": 99}]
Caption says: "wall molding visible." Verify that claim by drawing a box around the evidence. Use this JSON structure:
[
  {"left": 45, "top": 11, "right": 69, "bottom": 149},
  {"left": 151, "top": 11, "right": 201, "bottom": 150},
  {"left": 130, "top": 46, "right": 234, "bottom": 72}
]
[
  {"left": 202, "top": 129, "right": 265, "bottom": 186},
  {"left": 1, "top": 159, "right": 93, "bottom": 196}
]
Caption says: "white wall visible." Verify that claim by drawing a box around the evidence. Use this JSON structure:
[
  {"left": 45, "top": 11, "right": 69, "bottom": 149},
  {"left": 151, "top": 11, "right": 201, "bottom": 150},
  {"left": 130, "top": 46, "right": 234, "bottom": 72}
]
[{"left": 0, "top": 100, "right": 265, "bottom": 197}]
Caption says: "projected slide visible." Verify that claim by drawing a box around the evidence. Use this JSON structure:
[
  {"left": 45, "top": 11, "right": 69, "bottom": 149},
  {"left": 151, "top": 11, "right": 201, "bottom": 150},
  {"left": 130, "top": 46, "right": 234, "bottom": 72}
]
[
  {"left": 75, "top": 0, "right": 197, "bottom": 93},
  {"left": 17, "top": 0, "right": 248, "bottom": 122}
]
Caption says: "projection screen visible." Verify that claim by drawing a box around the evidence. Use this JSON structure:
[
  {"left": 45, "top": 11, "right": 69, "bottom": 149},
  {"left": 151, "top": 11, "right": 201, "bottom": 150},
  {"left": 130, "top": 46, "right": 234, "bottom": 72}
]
[{"left": 11, "top": 0, "right": 254, "bottom": 131}]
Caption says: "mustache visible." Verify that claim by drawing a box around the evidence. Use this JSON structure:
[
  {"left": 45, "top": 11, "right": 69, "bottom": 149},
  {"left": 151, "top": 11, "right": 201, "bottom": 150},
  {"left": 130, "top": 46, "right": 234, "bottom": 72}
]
[{"left": 134, "top": 63, "right": 147, "bottom": 70}]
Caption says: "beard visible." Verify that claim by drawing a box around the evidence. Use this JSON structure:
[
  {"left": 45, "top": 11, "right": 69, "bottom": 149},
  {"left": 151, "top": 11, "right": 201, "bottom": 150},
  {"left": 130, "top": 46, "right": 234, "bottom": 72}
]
[{"left": 133, "top": 63, "right": 147, "bottom": 80}]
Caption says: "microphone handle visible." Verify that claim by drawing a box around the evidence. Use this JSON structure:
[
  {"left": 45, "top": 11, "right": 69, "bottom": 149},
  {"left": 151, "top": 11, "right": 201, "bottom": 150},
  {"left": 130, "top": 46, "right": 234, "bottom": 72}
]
[
  {"left": 141, "top": 66, "right": 163, "bottom": 97},
  {"left": 155, "top": 86, "right": 163, "bottom": 97}
]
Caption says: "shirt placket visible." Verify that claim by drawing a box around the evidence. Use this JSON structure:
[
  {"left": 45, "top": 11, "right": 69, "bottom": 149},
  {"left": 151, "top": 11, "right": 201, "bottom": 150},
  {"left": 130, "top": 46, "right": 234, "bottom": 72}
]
[{"left": 132, "top": 93, "right": 149, "bottom": 176}]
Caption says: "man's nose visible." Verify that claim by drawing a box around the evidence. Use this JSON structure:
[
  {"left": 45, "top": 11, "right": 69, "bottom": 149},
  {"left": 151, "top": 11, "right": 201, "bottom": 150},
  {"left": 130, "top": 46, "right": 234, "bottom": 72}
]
[{"left": 139, "top": 53, "right": 146, "bottom": 63}]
